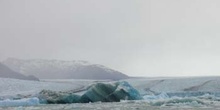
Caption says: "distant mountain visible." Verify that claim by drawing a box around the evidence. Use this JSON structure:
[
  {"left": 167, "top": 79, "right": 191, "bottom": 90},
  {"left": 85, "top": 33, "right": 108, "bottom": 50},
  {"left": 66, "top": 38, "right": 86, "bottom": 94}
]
[
  {"left": 0, "top": 63, "right": 39, "bottom": 81},
  {"left": 3, "top": 58, "right": 129, "bottom": 80}
]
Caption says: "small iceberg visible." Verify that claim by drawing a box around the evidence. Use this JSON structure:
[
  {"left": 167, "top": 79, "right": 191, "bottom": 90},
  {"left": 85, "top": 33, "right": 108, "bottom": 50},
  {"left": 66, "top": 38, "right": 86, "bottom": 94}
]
[
  {"left": 0, "top": 97, "right": 39, "bottom": 107},
  {"left": 143, "top": 92, "right": 169, "bottom": 100}
]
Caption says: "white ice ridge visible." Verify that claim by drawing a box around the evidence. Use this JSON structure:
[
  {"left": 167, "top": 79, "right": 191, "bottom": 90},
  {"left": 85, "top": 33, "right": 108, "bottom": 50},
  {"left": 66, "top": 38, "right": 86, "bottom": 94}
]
[{"left": 0, "top": 97, "right": 39, "bottom": 107}]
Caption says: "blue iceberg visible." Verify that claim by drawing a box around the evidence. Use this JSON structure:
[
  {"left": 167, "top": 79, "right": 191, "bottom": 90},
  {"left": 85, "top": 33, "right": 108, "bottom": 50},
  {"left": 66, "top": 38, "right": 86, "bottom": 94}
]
[
  {"left": 39, "top": 81, "right": 143, "bottom": 104},
  {"left": 81, "top": 81, "right": 143, "bottom": 103}
]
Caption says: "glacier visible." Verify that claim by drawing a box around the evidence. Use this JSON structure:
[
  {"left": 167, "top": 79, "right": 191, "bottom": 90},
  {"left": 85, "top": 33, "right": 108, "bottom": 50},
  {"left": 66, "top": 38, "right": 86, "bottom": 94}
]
[{"left": 1, "top": 77, "right": 220, "bottom": 109}]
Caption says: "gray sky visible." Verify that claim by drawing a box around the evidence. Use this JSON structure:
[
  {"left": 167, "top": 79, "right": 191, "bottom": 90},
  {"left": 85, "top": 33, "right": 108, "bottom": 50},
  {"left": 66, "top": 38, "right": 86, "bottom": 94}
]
[{"left": 1, "top": 0, "right": 220, "bottom": 77}]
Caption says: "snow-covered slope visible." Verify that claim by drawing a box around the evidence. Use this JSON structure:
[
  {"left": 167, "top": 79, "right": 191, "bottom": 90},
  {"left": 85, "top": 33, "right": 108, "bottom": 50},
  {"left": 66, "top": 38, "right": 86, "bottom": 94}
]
[
  {"left": 3, "top": 58, "right": 129, "bottom": 80},
  {"left": 0, "top": 63, "right": 38, "bottom": 81}
]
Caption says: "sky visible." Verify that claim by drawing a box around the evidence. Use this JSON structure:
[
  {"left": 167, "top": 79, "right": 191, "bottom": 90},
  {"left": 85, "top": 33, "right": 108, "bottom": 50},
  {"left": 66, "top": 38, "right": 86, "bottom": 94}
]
[{"left": 0, "top": 0, "right": 220, "bottom": 77}]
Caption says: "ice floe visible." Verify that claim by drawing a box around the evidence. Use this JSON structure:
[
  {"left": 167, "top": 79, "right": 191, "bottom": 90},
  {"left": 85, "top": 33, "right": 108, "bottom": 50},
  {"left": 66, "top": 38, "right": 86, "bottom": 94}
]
[{"left": 0, "top": 97, "right": 39, "bottom": 107}]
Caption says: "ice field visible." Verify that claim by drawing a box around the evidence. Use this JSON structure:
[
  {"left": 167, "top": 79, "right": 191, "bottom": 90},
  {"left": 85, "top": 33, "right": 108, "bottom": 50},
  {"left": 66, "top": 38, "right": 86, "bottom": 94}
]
[{"left": 0, "top": 77, "right": 220, "bottom": 109}]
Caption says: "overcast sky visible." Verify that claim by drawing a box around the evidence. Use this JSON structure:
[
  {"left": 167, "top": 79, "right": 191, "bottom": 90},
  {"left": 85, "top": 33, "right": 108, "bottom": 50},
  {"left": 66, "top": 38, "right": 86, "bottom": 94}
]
[{"left": 1, "top": 0, "right": 220, "bottom": 77}]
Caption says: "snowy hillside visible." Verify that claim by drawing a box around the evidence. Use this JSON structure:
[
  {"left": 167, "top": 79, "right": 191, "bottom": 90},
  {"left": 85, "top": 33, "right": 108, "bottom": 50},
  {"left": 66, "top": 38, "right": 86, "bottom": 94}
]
[
  {"left": 3, "top": 58, "right": 129, "bottom": 80},
  {"left": 0, "top": 63, "right": 38, "bottom": 81}
]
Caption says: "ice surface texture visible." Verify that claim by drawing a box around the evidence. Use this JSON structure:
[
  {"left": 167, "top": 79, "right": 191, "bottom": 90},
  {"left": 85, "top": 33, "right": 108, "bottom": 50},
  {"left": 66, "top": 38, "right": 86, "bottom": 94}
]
[
  {"left": 0, "top": 78, "right": 81, "bottom": 98},
  {"left": 39, "top": 81, "right": 143, "bottom": 104},
  {"left": 0, "top": 97, "right": 39, "bottom": 107},
  {"left": 149, "top": 98, "right": 206, "bottom": 106}
]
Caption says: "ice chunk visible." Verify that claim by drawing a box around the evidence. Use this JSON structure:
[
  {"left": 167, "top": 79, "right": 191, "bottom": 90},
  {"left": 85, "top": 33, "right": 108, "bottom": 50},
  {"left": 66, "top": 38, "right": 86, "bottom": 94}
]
[
  {"left": 0, "top": 97, "right": 39, "bottom": 107},
  {"left": 167, "top": 92, "right": 220, "bottom": 98},
  {"left": 81, "top": 81, "right": 142, "bottom": 103},
  {"left": 143, "top": 92, "right": 169, "bottom": 100},
  {"left": 150, "top": 97, "right": 206, "bottom": 106}
]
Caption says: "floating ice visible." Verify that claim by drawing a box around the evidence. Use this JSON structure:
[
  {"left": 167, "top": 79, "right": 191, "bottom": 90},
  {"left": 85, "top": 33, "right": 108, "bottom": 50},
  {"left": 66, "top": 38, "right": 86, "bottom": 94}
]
[
  {"left": 143, "top": 91, "right": 220, "bottom": 101},
  {"left": 0, "top": 97, "right": 39, "bottom": 107},
  {"left": 150, "top": 97, "right": 206, "bottom": 107},
  {"left": 143, "top": 92, "right": 169, "bottom": 100}
]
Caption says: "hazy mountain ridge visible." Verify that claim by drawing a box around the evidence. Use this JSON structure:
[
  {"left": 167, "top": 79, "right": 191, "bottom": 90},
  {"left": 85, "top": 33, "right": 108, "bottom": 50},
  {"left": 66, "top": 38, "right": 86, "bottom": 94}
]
[
  {"left": 3, "top": 58, "right": 129, "bottom": 80},
  {"left": 0, "top": 63, "right": 39, "bottom": 81}
]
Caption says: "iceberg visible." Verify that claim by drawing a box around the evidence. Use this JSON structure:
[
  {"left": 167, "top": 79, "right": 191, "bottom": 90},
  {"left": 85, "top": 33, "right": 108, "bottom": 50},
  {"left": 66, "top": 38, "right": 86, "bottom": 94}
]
[
  {"left": 80, "top": 81, "right": 143, "bottom": 103},
  {"left": 39, "top": 81, "right": 143, "bottom": 104}
]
